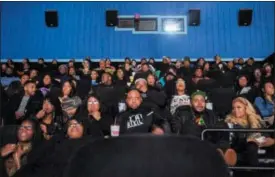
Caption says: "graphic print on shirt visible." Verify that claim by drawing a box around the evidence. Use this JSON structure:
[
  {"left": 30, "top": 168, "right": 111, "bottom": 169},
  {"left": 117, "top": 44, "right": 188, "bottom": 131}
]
[
  {"left": 170, "top": 95, "right": 190, "bottom": 115},
  {"left": 127, "top": 114, "right": 144, "bottom": 129}
]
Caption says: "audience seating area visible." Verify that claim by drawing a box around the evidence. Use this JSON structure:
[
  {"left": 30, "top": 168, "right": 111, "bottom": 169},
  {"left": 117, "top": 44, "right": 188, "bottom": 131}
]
[{"left": 0, "top": 56, "right": 274, "bottom": 177}]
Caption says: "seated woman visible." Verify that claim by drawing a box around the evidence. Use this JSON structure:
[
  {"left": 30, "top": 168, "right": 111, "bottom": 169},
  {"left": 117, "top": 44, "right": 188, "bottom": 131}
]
[
  {"left": 169, "top": 78, "right": 190, "bottom": 116},
  {"left": 12, "top": 119, "right": 88, "bottom": 177},
  {"left": 105, "top": 58, "right": 116, "bottom": 75},
  {"left": 79, "top": 59, "right": 91, "bottom": 77},
  {"left": 38, "top": 73, "right": 60, "bottom": 97},
  {"left": 35, "top": 96, "right": 63, "bottom": 140},
  {"left": 78, "top": 95, "right": 113, "bottom": 137},
  {"left": 59, "top": 79, "right": 82, "bottom": 122},
  {"left": 225, "top": 97, "right": 264, "bottom": 166},
  {"left": 0, "top": 119, "right": 42, "bottom": 177},
  {"left": 114, "top": 68, "right": 128, "bottom": 87},
  {"left": 146, "top": 73, "right": 162, "bottom": 91},
  {"left": 254, "top": 81, "right": 274, "bottom": 123},
  {"left": 66, "top": 119, "right": 87, "bottom": 139}
]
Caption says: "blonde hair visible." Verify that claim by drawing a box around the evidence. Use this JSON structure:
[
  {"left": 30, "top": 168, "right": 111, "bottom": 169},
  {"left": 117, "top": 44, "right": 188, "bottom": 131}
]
[{"left": 225, "top": 97, "right": 262, "bottom": 129}]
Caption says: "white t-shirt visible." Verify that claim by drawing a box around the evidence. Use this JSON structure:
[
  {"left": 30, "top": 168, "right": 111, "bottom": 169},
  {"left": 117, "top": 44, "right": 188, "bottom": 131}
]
[{"left": 170, "top": 94, "right": 191, "bottom": 115}]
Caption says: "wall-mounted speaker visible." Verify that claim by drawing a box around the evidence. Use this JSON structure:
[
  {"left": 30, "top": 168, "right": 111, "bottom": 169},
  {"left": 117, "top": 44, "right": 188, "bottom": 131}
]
[
  {"left": 238, "top": 9, "right": 252, "bottom": 26},
  {"left": 188, "top": 9, "right": 200, "bottom": 26},
  {"left": 45, "top": 11, "right": 58, "bottom": 27},
  {"left": 106, "top": 10, "right": 118, "bottom": 27}
]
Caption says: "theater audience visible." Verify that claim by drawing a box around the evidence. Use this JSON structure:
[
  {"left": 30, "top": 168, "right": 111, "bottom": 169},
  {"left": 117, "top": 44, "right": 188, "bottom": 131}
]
[{"left": 0, "top": 56, "right": 274, "bottom": 177}]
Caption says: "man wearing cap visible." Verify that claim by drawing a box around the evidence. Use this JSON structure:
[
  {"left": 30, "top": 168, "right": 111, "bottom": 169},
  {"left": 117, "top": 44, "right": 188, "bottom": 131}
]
[
  {"left": 117, "top": 89, "right": 170, "bottom": 135},
  {"left": 173, "top": 90, "right": 218, "bottom": 136},
  {"left": 172, "top": 90, "right": 236, "bottom": 166},
  {"left": 135, "top": 78, "right": 166, "bottom": 108}
]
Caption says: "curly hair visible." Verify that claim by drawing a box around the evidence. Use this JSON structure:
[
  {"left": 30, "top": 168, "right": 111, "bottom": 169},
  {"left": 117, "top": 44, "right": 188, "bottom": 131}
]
[{"left": 225, "top": 97, "right": 262, "bottom": 129}]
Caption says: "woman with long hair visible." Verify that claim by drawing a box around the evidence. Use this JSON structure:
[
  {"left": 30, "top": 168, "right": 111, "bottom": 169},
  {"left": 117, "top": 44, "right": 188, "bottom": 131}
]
[
  {"left": 114, "top": 68, "right": 128, "bottom": 87},
  {"left": 225, "top": 97, "right": 264, "bottom": 166},
  {"left": 59, "top": 79, "right": 82, "bottom": 122},
  {"left": 78, "top": 95, "right": 113, "bottom": 137}
]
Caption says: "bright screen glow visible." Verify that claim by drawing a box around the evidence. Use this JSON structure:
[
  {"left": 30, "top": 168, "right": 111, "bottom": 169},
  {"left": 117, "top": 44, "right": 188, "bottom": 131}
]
[{"left": 163, "top": 20, "right": 182, "bottom": 32}]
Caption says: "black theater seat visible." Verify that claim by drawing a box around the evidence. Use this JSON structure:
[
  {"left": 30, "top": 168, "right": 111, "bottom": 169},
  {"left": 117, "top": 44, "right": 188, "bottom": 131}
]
[{"left": 209, "top": 87, "right": 235, "bottom": 119}]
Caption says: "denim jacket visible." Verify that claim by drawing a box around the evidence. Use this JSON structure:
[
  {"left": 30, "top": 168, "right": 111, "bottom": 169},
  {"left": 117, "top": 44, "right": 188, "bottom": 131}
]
[{"left": 254, "top": 97, "right": 274, "bottom": 118}]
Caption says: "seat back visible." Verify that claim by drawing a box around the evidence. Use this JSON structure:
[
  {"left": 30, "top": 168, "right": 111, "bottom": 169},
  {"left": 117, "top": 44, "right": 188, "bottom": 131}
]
[
  {"left": 209, "top": 88, "right": 236, "bottom": 119},
  {"left": 0, "top": 125, "right": 18, "bottom": 147}
]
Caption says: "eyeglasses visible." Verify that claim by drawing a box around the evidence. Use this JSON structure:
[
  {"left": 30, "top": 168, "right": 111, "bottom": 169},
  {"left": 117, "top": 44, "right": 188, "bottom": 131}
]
[
  {"left": 68, "top": 122, "right": 81, "bottom": 128},
  {"left": 19, "top": 125, "right": 33, "bottom": 130}
]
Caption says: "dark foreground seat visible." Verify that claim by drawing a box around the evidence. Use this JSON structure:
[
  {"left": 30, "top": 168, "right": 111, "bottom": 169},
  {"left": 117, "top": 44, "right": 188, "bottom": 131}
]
[{"left": 64, "top": 135, "right": 229, "bottom": 177}]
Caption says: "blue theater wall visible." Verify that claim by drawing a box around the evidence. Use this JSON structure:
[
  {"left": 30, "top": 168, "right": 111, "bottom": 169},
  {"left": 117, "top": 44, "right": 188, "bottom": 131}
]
[{"left": 1, "top": 1, "right": 274, "bottom": 61}]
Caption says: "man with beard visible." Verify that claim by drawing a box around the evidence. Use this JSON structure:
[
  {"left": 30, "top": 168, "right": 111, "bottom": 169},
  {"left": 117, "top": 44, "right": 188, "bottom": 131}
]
[
  {"left": 172, "top": 90, "right": 236, "bottom": 166},
  {"left": 172, "top": 90, "right": 217, "bottom": 136},
  {"left": 117, "top": 89, "right": 170, "bottom": 135}
]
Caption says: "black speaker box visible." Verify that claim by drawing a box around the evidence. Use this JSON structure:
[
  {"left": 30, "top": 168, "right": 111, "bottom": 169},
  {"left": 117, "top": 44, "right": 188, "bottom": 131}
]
[
  {"left": 106, "top": 10, "right": 118, "bottom": 27},
  {"left": 45, "top": 11, "right": 58, "bottom": 27},
  {"left": 238, "top": 9, "right": 252, "bottom": 26},
  {"left": 188, "top": 9, "right": 200, "bottom": 26}
]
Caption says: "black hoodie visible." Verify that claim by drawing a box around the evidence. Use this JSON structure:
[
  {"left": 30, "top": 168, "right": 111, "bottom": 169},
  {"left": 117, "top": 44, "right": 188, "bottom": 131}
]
[{"left": 117, "top": 104, "right": 171, "bottom": 134}]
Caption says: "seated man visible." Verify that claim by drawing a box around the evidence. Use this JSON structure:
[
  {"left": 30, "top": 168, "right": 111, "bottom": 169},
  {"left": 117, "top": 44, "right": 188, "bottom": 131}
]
[
  {"left": 172, "top": 90, "right": 236, "bottom": 166},
  {"left": 135, "top": 78, "right": 166, "bottom": 108},
  {"left": 117, "top": 89, "right": 170, "bottom": 135},
  {"left": 172, "top": 90, "right": 217, "bottom": 136},
  {"left": 5, "top": 80, "right": 43, "bottom": 125}
]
